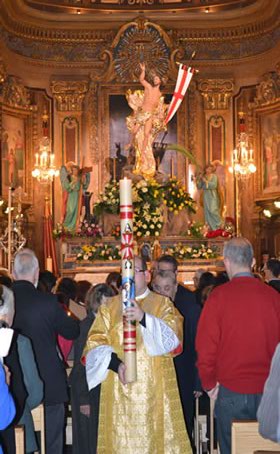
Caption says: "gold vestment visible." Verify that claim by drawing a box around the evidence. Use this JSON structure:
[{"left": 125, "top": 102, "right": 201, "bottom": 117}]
[{"left": 84, "top": 291, "right": 192, "bottom": 454}]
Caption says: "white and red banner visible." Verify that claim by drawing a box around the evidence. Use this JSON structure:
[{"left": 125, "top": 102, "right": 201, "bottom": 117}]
[{"left": 165, "top": 65, "right": 195, "bottom": 125}]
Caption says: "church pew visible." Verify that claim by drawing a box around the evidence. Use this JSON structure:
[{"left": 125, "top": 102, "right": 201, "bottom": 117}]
[{"left": 232, "top": 421, "right": 280, "bottom": 454}]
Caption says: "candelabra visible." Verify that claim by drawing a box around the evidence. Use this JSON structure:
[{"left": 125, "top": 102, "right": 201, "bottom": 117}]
[
  {"left": 32, "top": 110, "right": 59, "bottom": 183},
  {"left": 229, "top": 111, "right": 257, "bottom": 235},
  {"left": 32, "top": 136, "right": 59, "bottom": 183},
  {"left": 229, "top": 112, "right": 256, "bottom": 179}
]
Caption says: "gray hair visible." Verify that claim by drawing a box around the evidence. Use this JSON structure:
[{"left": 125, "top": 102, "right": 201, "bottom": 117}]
[
  {"left": 152, "top": 269, "right": 177, "bottom": 285},
  {"left": 223, "top": 237, "right": 253, "bottom": 267},
  {"left": 0, "top": 285, "right": 15, "bottom": 319},
  {"left": 13, "top": 248, "right": 39, "bottom": 278}
]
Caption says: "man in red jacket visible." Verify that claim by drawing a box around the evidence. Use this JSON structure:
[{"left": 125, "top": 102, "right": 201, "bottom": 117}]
[{"left": 196, "top": 237, "right": 280, "bottom": 454}]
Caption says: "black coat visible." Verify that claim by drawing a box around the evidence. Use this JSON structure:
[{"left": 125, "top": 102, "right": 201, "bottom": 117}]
[
  {"left": 173, "top": 284, "right": 201, "bottom": 438},
  {"left": 0, "top": 332, "right": 27, "bottom": 454},
  {"left": 12, "top": 280, "right": 79, "bottom": 405},
  {"left": 269, "top": 280, "right": 280, "bottom": 293},
  {"left": 69, "top": 312, "right": 100, "bottom": 454}
]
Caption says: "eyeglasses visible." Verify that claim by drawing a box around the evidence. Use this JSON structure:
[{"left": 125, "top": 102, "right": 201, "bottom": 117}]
[{"left": 135, "top": 268, "right": 145, "bottom": 273}]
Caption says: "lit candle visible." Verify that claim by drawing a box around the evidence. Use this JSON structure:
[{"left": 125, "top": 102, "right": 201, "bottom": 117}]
[
  {"left": 119, "top": 177, "right": 137, "bottom": 383},
  {"left": 50, "top": 154, "right": 54, "bottom": 167},
  {"left": 35, "top": 153, "right": 39, "bottom": 166},
  {"left": 249, "top": 149, "right": 253, "bottom": 161},
  {"left": 46, "top": 257, "right": 53, "bottom": 272}
]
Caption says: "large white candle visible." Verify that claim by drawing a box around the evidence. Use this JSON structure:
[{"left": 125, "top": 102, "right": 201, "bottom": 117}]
[
  {"left": 120, "top": 177, "right": 132, "bottom": 205},
  {"left": 119, "top": 177, "right": 136, "bottom": 383}
]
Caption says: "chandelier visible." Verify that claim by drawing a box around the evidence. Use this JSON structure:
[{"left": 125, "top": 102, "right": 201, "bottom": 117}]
[
  {"left": 229, "top": 112, "right": 256, "bottom": 179},
  {"left": 32, "top": 110, "right": 59, "bottom": 183}
]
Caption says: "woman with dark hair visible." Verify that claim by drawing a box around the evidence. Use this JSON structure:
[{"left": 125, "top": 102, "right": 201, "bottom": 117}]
[
  {"left": 69, "top": 284, "right": 115, "bottom": 454},
  {"left": 105, "top": 272, "right": 122, "bottom": 295}
]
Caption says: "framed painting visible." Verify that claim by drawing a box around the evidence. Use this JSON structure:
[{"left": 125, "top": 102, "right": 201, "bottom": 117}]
[
  {"left": 258, "top": 105, "right": 280, "bottom": 196},
  {"left": 1, "top": 106, "right": 33, "bottom": 201}
]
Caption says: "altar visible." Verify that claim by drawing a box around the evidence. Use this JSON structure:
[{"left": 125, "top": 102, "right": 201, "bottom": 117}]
[{"left": 59, "top": 236, "right": 225, "bottom": 286}]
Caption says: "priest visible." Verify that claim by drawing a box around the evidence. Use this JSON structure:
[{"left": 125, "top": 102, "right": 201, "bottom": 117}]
[{"left": 83, "top": 255, "right": 192, "bottom": 454}]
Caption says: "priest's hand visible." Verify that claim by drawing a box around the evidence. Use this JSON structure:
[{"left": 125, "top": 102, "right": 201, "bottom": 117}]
[
  {"left": 118, "top": 362, "right": 128, "bottom": 385},
  {"left": 125, "top": 300, "right": 144, "bottom": 322}
]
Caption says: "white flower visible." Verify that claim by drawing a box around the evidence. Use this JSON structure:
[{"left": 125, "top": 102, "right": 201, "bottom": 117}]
[{"left": 83, "top": 254, "right": 89, "bottom": 260}]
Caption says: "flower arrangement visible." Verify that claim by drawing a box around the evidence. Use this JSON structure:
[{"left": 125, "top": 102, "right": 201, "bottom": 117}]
[
  {"left": 53, "top": 220, "right": 103, "bottom": 239},
  {"left": 111, "top": 223, "right": 121, "bottom": 239},
  {"left": 76, "top": 219, "right": 103, "bottom": 238},
  {"left": 134, "top": 204, "right": 163, "bottom": 238},
  {"left": 76, "top": 243, "right": 121, "bottom": 261},
  {"left": 93, "top": 177, "right": 196, "bottom": 224},
  {"left": 186, "top": 221, "right": 206, "bottom": 239},
  {"left": 53, "top": 223, "right": 76, "bottom": 240},
  {"left": 164, "top": 243, "right": 219, "bottom": 260},
  {"left": 133, "top": 179, "right": 162, "bottom": 210},
  {"left": 94, "top": 181, "right": 120, "bottom": 217},
  {"left": 162, "top": 177, "right": 196, "bottom": 214}
]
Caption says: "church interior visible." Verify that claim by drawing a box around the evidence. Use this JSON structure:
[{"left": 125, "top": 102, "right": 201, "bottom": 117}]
[
  {"left": 0, "top": 0, "right": 280, "bottom": 276},
  {"left": 1, "top": 2, "right": 280, "bottom": 454}
]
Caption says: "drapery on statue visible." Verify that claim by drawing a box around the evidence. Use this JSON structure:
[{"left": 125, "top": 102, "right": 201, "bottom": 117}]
[
  {"left": 195, "top": 163, "right": 223, "bottom": 231},
  {"left": 60, "top": 161, "right": 91, "bottom": 232},
  {"left": 126, "top": 63, "right": 168, "bottom": 179}
]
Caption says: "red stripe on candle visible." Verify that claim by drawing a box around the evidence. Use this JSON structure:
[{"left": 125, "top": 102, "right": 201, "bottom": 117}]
[
  {"left": 124, "top": 331, "right": 136, "bottom": 338},
  {"left": 120, "top": 213, "right": 133, "bottom": 219}
]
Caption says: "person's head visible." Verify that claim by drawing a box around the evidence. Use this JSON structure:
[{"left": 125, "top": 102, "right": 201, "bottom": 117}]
[
  {"left": 85, "top": 283, "right": 115, "bottom": 314},
  {"left": 76, "top": 280, "right": 92, "bottom": 304},
  {"left": 157, "top": 255, "right": 178, "bottom": 275},
  {"left": 0, "top": 285, "right": 15, "bottom": 327},
  {"left": 201, "top": 284, "right": 215, "bottom": 306},
  {"left": 193, "top": 268, "right": 206, "bottom": 289},
  {"left": 152, "top": 270, "right": 177, "bottom": 301},
  {"left": 215, "top": 271, "right": 229, "bottom": 286},
  {"left": 13, "top": 248, "right": 39, "bottom": 286},
  {"left": 223, "top": 237, "right": 254, "bottom": 279},
  {"left": 134, "top": 256, "right": 149, "bottom": 296},
  {"left": 105, "top": 272, "right": 122, "bottom": 295},
  {"left": 261, "top": 250, "right": 270, "bottom": 263},
  {"left": 38, "top": 270, "right": 57, "bottom": 293},
  {"left": 198, "top": 272, "right": 216, "bottom": 290},
  {"left": 55, "top": 277, "right": 77, "bottom": 307},
  {"left": 266, "top": 259, "right": 280, "bottom": 280}
]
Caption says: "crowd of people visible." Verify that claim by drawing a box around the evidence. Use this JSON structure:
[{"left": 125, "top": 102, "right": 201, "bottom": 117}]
[{"left": 0, "top": 238, "right": 280, "bottom": 454}]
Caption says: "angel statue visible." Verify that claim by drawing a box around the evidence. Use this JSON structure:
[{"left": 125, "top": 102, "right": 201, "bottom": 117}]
[
  {"left": 126, "top": 63, "right": 168, "bottom": 179},
  {"left": 194, "top": 163, "right": 224, "bottom": 231},
  {"left": 60, "top": 161, "right": 91, "bottom": 232}
]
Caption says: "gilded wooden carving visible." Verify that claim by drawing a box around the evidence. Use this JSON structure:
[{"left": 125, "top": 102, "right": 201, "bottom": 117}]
[
  {"left": 198, "top": 79, "right": 234, "bottom": 110},
  {"left": 50, "top": 79, "right": 89, "bottom": 111}
]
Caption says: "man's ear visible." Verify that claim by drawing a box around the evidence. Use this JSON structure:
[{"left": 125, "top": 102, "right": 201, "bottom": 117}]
[{"left": 144, "top": 269, "right": 151, "bottom": 284}]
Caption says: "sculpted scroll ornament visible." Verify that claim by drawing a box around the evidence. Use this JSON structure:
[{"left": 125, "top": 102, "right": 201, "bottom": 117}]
[
  {"left": 2, "top": 76, "right": 31, "bottom": 109},
  {"left": 253, "top": 72, "right": 280, "bottom": 106},
  {"left": 50, "top": 80, "right": 89, "bottom": 111},
  {"left": 198, "top": 79, "right": 234, "bottom": 110}
]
